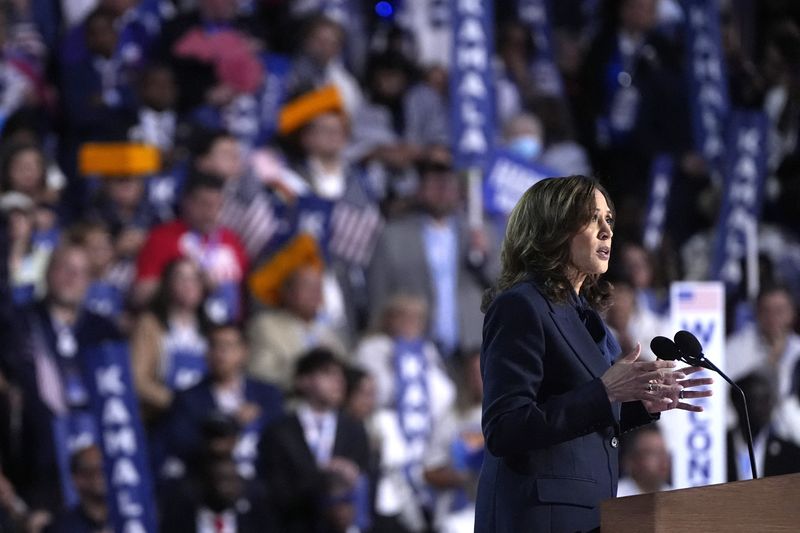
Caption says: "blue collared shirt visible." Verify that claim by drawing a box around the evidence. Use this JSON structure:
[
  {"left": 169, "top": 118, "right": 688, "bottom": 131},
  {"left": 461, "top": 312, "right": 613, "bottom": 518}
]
[{"left": 422, "top": 217, "right": 458, "bottom": 355}]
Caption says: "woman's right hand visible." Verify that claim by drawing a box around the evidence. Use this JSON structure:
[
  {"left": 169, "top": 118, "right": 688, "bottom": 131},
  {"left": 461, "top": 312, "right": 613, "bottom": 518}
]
[{"left": 600, "top": 343, "right": 684, "bottom": 405}]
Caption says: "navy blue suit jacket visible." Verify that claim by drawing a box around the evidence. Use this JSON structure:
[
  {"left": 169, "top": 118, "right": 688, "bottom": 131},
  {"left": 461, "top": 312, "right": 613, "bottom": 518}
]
[
  {"left": 257, "top": 411, "right": 370, "bottom": 533},
  {"left": 44, "top": 506, "right": 108, "bottom": 533},
  {"left": 475, "top": 281, "right": 654, "bottom": 533}
]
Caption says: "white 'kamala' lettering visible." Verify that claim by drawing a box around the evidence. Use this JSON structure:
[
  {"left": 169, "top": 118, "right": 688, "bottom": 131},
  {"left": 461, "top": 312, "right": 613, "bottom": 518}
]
[
  {"left": 94, "top": 360, "right": 149, "bottom": 529},
  {"left": 118, "top": 490, "right": 143, "bottom": 516},
  {"left": 458, "top": 72, "right": 487, "bottom": 97},
  {"left": 102, "top": 397, "right": 131, "bottom": 425},
  {"left": 104, "top": 426, "right": 137, "bottom": 455},
  {"left": 112, "top": 457, "right": 141, "bottom": 486},
  {"left": 123, "top": 520, "right": 147, "bottom": 533},
  {"left": 96, "top": 364, "right": 125, "bottom": 395},
  {"left": 453, "top": 1, "right": 491, "bottom": 159}
]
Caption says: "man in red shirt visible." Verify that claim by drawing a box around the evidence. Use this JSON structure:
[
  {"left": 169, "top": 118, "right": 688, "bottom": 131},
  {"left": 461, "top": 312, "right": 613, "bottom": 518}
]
[{"left": 133, "top": 172, "right": 248, "bottom": 323}]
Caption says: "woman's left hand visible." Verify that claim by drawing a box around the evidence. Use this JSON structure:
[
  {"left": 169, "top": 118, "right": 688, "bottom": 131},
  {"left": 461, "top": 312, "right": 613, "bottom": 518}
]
[{"left": 642, "top": 366, "right": 714, "bottom": 414}]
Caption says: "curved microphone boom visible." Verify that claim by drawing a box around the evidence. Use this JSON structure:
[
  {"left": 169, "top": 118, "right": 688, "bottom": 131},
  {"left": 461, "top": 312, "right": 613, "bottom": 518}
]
[{"left": 672, "top": 330, "right": 758, "bottom": 480}]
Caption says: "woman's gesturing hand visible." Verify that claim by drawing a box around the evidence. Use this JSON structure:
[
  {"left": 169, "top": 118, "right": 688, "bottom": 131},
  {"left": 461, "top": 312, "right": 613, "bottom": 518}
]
[
  {"left": 601, "top": 343, "right": 682, "bottom": 405},
  {"left": 600, "top": 343, "right": 714, "bottom": 412},
  {"left": 642, "top": 365, "right": 714, "bottom": 414}
]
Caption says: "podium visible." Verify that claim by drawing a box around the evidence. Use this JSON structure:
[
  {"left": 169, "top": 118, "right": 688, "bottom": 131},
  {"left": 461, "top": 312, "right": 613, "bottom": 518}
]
[{"left": 600, "top": 473, "right": 800, "bottom": 532}]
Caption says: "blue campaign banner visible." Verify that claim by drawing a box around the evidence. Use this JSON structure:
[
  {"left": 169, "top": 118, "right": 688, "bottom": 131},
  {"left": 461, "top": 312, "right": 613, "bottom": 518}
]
[
  {"left": 85, "top": 282, "right": 126, "bottom": 319},
  {"left": 117, "top": 0, "right": 171, "bottom": 66},
  {"left": 683, "top": 0, "right": 730, "bottom": 181},
  {"left": 81, "top": 342, "right": 157, "bottom": 533},
  {"left": 393, "top": 337, "right": 431, "bottom": 470},
  {"left": 164, "top": 349, "right": 207, "bottom": 392},
  {"left": 642, "top": 154, "right": 674, "bottom": 251},
  {"left": 710, "top": 110, "right": 769, "bottom": 289},
  {"left": 515, "top": 0, "right": 564, "bottom": 96},
  {"left": 450, "top": 0, "right": 496, "bottom": 170},
  {"left": 271, "top": 194, "right": 336, "bottom": 261},
  {"left": 482, "top": 150, "right": 557, "bottom": 216}
]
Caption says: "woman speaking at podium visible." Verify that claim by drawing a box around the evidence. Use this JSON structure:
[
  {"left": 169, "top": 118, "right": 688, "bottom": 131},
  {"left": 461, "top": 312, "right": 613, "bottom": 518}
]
[{"left": 475, "top": 176, "right": 712, "bottom": 532}]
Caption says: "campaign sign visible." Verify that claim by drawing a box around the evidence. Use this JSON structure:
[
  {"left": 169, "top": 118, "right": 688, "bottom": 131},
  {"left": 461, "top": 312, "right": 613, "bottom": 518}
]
[
  {"left": 482, "top": 150, "right": 557, "bottom": 217},
  {"left": 684, "top": 0, "right": 730, "bottom": 181},
  {"left": 663, "top": 282, "right": 726, "bottom": 489},
  {"left": 710, "top": 110, "right": 768, "bottom": 290},
  {"left": 450, "top": 0, "right": 495, "bottom": 170},
  {"left": 82, "top": 342, "right": 157, "bottom": 533}
]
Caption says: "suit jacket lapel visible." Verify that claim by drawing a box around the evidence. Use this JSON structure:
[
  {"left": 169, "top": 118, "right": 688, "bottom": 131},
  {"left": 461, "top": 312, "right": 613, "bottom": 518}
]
[
  {"left": 198, "top": 381, "right": 217, "bottom": 411},
  {"left": 549, "top": 302, "right": 611, "bottom": 379},
  {"left": 332, "top": 412, "right": 348, "bottom": 458},
  {"left": 288, "top": 414, "right": 317, "bottom": 466}
]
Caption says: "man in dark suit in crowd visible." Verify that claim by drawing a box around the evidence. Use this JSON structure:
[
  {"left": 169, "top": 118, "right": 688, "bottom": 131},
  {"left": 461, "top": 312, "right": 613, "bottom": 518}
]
[
  {"left": 160, "top": 454, "right": 274, "bottom": 533},
  {"left": 164, "top": 323, "right": 284, "bottom": 479},
  {"left": 727, "top": 371, "right": 800, "bottom": 481},
  {"left": 257, "top": 347, "right": 370, "bottom": 533}
]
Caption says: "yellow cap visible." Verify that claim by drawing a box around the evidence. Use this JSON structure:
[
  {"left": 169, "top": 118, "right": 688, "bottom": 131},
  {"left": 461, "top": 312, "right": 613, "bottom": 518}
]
[
  {"left": 277, "top": 85, "right": 345, "bottom": 136},
  {"left": 248, "top": 233, "right": 325, "bottom": 306},
  {"left": 78, "top": 143, "right": 161, "bottom": 177}
]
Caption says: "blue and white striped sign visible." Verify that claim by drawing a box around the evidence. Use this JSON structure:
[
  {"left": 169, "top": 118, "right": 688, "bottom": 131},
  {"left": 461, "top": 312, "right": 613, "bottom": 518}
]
[
  {"left": 710, "top": 110, "right": 768, "bottom": 290},
  {"left": 450, "top": 0, "right": 495, "bottom": 170},
  {"left": 683, "top": 0, "right": 730, "bottom": 181},
  {"left": 82, "top": 342, "right": 157, "bottom": 533}
]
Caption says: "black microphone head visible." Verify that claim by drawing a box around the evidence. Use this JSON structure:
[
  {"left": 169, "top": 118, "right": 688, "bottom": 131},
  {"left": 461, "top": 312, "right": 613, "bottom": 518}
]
[
  {"left": 650, "top": 336, "right": 681, "bottom": 361},
  {"left": 674, "top": 330, "right": 703, "bottom": 357}
]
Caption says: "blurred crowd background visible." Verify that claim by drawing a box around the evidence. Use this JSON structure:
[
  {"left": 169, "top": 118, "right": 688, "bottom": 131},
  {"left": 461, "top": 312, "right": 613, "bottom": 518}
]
[{"left": 0, "top": 0, "right": 799, "bottom": 532}]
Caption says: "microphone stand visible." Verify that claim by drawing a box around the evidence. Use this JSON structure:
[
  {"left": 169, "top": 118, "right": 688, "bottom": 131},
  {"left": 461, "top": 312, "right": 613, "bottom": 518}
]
[{"left": 682, "top": 353, "right": 758, "bottom": 480}]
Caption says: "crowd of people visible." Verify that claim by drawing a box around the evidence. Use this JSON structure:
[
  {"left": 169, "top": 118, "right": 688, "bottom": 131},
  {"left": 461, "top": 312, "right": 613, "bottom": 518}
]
[{"left": 0, "top": 0, "right": 798, "bottom": 531}]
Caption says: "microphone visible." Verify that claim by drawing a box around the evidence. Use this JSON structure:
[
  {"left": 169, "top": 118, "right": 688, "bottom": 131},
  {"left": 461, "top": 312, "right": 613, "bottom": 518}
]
[
  {"left": 672, "top": 330, "right": 758, "bottom": 480},
  {"left": 673, "top": 330, "right": 715, "bottom": 371},
  {"left": 649, "top": 336, "right": 681, "bottom": 361}
]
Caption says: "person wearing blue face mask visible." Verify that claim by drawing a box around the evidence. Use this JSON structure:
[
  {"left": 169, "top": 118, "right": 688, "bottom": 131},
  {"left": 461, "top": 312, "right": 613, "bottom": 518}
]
[
  {"left": 503, "top": 114, "right": 544, "bottom": 163},
  {"left": 503, "top": 110, "right": 594, "bottom": 176},
  {"left": 508, "top": 135, "right": 542, "bottom": 161}
]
